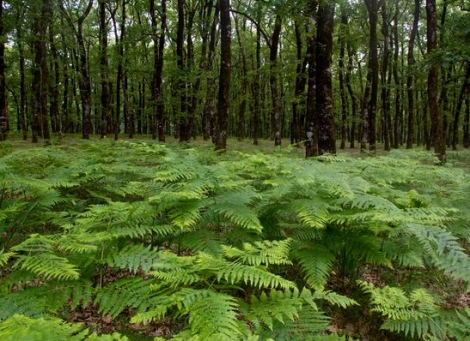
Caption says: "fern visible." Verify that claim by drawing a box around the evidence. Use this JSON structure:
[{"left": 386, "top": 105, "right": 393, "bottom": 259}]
[
  {"left": 0, "top": 314, "right": 128, "bottom": 341},
  {"left": 358, "top": 281, "right": 447, "bottom": 339}
]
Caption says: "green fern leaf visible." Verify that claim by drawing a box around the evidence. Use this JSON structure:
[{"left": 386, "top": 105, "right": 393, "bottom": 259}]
[
  {"left": 222, "top": 239, "right": 292, "bottom": 266},
  {"left": 14, "top": 253, "right": 79, "bottom": 281}
]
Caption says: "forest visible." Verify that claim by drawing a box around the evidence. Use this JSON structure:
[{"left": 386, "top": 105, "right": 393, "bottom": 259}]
[
  {"left": 0, "top": 0, "right": 470, "bottom": 340},
  {"left": 0, "top": 0, "right": 468, "bottom": 156}
]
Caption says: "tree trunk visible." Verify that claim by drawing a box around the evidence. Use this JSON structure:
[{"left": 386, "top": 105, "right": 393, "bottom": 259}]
[
  {"left": 426, "top": 0, "right": 446, "bottom": 162},
  {"left": 214, "top": 0, "right": 231, "bottom": 151},
  {"left": 381, "top": 2, "right": 392, "bottom": 151},
  {"left": 270, "top": 15, "right": 282, "bottom": 146},
  {"left": 235, "top": 17, "right": 248, "bottom": 141},
  {"left": 202, "top": 3, "right": 219, "bottom": 141},
  {"left": 338, "top": 6, "right": 348, "bottom": 149},
  {"left": 49, "top": 26, "right": 60, "bottom": 134},
  {"left": 316, "top": 2, "right": 336, "bottom": 154},
  {"left": 452, "top": 62, "right": 470, "bottom": 149},
  {"left": 0, "top": 0, "right": 7, "bottom": 141},
  {"left": 32, "top": 0, "right": 52, "bottom": 143},
  {"left": 99, "top": 0, "right": 111, "bottom": 138},
  {"left": 252, "top": 19, "right": 261, "bottom": 146},
  {"left": 406, "top": 0, "right": 420, "bottom": 148},
  {"left": 60, "top": 0, "right": 94, "bottom": 140},
  {"left": 305, "top": 1, "right": 318, "bottom": 157},
  {"left": 291, "top": 21, "right": 307, "bottom": 145},
  {"left": 364, "top": 0, "right": 384, "bottom": 151}
]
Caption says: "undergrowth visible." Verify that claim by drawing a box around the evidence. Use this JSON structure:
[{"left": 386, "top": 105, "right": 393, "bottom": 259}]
[{"left": 0, "top": 140, "right": 469, "bottom": 340}]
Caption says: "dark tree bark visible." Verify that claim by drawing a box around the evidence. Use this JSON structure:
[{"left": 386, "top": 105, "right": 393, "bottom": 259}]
[
  {"left": 16, "top": 5, "right": 27, "bottom": 140},
  {"left": 346, "top": 44, "right": 358, "bottom": 149},
  {"left": 270, "top": 15, "right": 282, "bottom": 146},
  {"left": 381, "top": 2, "right": 392, "bottom": 151},
  {"left": 338, "top": 5, "right": 348, "bottom": 149},
  {"left": 316, "top": 2, "right": 336, "bottom": 154},
  {"left": 176, "top": 0, "right": 191, "bottom": 142},
  {"left": 463, "top": 97, "right": 470, "bottom": 148},
  {"left": 49, "top": 26, "right": 60, "bottom": 134},
  {"left": 251, "top": 18, "right": 261, "bottom": 145},
  {"left": 364, "top": 0, "right": 384, "bottom": 151},
  {"left": 452, "top": 62, "right": 470, "bottom": 149},
  {"left": 150, "top": 0, "right": 166, "bottom": 141},
  {"left": 202, "top": 2, "right": 219, "bottom": 141},
  {"left": 214, "top": 0, "right": 231, "bottom": 151},
  {"left": 0, "top": 0, "right": 7, "bottom": 141},
  {"left": 60, "top": 0, "right": 94, "bottom": 140},
  {"left": 99, "top": 0, "right": 111, "bottom": 138},
  {"left": 32, "top": 0, "right": 52, "bottom": 143},
  {"left": 426, "top": 0, "right": 446, "bottom": 162},
  {"left": 305, "top": 0, "right": 318, "bottom": 157},
  {"left": 406, "top": 0, "right": 420, "bottom": 148},
  {"left": 235, "top": 16, "right": 248, "bottom": 141},
  {"left": 391, "top": 0, "right": 402, "bottom": 148},
  {"left": 291, "top": 21, "right": 307, "bottom": 145}
]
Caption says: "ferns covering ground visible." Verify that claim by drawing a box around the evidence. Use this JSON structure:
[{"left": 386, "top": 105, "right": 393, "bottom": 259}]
[{"left": 0, "top": 140, "right": 469, "bottom": 340}]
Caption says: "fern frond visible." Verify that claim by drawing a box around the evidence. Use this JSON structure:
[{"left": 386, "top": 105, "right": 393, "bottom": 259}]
[
  {"left": 222, "top": 239, "right": 292, "bottom": 266},
  {"left": 14, "top": 253, "right": 80, "bottom": 281},
  {"left": 291, "top": 198, "right": 329, "bottom": 229},
  {"left": 106, "top": 244, "right": 161, "bottom": 273},
  {"left": 291, "top": 243, "right": 335, "bottom": 290},
  {"left": 186, "top": 289, "right": 241, "bottom": 339},
  {"left": 0, "top": 315, "right": 87, "bottom": 341},
  {"left": 0, "top": 249, "right": 14, "bottom": 266},
  {"left": 408, "top": 224, "right": 470, "bottom": 285},
  {"left": 0, "top": 291, "right": 48, "bottom": 321},
  {"left": 216, "top": 262, "right": 295, "bottom": 289},
  {"left": 94, "top": 277, "right": 154, "bottom": 318}
]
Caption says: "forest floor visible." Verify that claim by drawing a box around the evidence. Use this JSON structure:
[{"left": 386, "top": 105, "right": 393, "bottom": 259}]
[{"left": 1, "top": 135, "right": 470, "bottom": 340}]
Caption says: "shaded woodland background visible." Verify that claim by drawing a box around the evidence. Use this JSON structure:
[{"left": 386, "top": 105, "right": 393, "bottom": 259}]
[{"left": 0, "top": 0, "right": 468, "bottom": 158}]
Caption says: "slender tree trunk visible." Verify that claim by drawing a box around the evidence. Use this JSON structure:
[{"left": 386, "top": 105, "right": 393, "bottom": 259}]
[
  {"left": 0, "top": 0, "right": 7, "bottom": 141},
  {"left": 426, "top": 0, "right": 446, "bottom": 162},
  {"left": 215, "top": 0, "right": 231, "bottom": 151},
  {"left": 381, "top": 3, "right": 391, "bottom": 151},
  {"left": 452, "top": 62, "right": 470, "bottom": 149},
  {"left": 176, "top": 0, "right": 190, "bottom": 142},
  {"left": 364, "top": 0, "right": 384, "bottom": 151},
  {"left": 60, "top": 0, "right": 94, "bottom": 140},
  {"left": 463, "top": 97, "right": 470, "bottom": 148},
  {"left": 99, "top": 0, "right": 111, "bottom": 138},
  {"left": 270, "top": 15, "right": 282, "bottom": 146},
  {"left": 392, "top": 1, "right": 401, "bottom": 148},
  {"left": 252, "top": 21, "right": 261, "bottom": 145},
  {"left": 49, "top": 27, "right": 60, "bottom": 134},
  {"left": 305, "top": 1, "right": 318, "bottom": 157},
  {"left": 291, "top": 21, "right": 307, "bottom": 145},
  {"left": 203, "top": 3, "right": 219, "bottom": 141},
  {"left": 346, "top": 44, "right": 358, "bottom": 149},
  {"left": 32, "top": 0, "right": 52, "bottom": 143},
  {"left": 338, "top": 7, "right": 348, "bottom": 149},
  {"left": 235, "top": 17, "right": 248, "bottom": 141},
  {"left": 406, "top": 0, "right": 420, "bottom": 148}
]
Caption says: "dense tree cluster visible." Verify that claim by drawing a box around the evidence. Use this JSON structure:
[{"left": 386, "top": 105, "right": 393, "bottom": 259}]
[{"left": 0, "top": 0, "right": 468, "bottom": 157}]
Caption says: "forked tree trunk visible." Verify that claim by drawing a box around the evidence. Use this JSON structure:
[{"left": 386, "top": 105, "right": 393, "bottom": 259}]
[{"left": 60, "top": 0, "right": 94, "bottom": 140}]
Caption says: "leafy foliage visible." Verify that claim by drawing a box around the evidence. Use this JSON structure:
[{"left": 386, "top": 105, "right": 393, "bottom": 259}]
[{"left": 0, "top": 142, "right": 469, "bottom": 339}]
